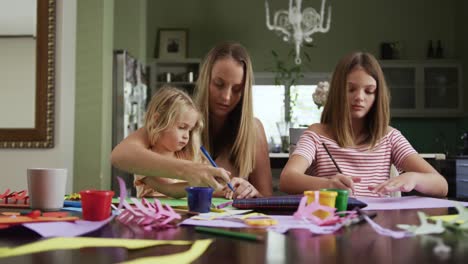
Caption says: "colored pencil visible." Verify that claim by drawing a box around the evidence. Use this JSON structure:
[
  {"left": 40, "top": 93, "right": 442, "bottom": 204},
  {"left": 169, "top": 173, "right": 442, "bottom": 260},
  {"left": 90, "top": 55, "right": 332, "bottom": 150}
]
[
  {"left": 200, "top": 146, "right": 235, "bottom": 192},
  {"left": 216, "top": 200, "right": 234, "bottom": 209},
  {"left": 195, "top": 226, "right": 263, "bottom": 241},
  {"left": 322, "top": 142, "right": 343, "bottom": 174}
]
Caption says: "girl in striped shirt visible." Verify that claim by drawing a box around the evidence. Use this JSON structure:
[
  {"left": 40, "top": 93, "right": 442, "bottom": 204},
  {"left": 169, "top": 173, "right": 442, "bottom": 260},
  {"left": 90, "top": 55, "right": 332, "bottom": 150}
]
[{"left": 280, "top": 52, "right": 448, "bottom": 197}]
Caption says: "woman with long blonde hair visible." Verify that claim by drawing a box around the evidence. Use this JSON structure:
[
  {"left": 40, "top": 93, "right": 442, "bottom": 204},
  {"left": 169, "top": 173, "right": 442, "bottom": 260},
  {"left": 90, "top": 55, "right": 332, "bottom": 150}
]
[
  {"left": 111, "top": 42, "right": 272, "bottom": 198},
  {"left": 280, "top": 52, "right": 447, "bottom": 197}
]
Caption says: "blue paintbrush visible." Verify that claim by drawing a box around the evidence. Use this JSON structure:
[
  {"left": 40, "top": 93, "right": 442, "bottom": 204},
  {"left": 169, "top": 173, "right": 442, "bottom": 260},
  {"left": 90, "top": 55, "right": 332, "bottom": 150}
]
[{"left": 200, "top": 146, "right": 235, "bottom": 192}]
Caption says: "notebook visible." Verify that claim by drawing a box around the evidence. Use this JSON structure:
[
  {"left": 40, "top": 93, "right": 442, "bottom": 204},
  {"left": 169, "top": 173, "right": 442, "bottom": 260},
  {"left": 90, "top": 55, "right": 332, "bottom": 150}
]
[{"left": 232, "top": 195, "right": 367, "bottom": 210}]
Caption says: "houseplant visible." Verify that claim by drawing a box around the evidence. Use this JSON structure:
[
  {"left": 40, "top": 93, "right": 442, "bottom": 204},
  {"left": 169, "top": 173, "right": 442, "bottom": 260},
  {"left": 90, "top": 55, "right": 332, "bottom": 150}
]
[{"left": 269, "top": 49, "right": 311, "bottom": 152}]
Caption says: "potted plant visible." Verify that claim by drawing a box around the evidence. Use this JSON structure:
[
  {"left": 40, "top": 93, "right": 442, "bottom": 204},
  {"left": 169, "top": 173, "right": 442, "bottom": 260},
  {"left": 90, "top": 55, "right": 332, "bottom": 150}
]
[{"left": 269, "top": 49, "right": 310, "bottom": 152}]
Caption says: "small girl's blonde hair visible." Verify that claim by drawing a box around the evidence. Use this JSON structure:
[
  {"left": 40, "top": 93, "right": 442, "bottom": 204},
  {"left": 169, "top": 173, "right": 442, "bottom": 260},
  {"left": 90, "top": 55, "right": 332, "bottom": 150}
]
[{"left": 145, "top": 86, "right": 203, "bottom": 162}]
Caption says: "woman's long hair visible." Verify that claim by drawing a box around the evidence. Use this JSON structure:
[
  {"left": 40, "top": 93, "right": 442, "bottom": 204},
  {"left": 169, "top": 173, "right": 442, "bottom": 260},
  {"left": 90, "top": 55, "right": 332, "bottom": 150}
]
[{"left": 194, "top": 42, "right": 256, "bottom": 178}]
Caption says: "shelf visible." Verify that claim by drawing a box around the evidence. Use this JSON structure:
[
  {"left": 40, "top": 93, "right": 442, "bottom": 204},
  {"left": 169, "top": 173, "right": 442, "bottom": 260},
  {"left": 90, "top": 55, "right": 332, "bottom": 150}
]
[{"left": 156, "top": 82, "right": 196, "bottom": 85}]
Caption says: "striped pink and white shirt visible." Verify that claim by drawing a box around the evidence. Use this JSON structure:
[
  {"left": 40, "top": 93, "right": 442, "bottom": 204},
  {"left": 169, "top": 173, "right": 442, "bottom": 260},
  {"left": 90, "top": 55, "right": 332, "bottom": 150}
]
[{"left": 292, "top": 128, "right": 417, "bottom": 197}]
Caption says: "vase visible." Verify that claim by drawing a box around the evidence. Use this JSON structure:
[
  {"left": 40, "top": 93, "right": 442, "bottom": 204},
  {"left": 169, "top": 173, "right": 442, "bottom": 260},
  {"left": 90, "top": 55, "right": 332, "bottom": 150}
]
[{"left": 276, "top": 121, "right": 292, "bottom": 153}]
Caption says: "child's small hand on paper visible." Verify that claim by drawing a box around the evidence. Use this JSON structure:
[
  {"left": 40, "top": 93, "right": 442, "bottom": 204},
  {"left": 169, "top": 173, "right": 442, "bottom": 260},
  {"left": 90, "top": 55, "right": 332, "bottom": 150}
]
[
  {"left": 369, "top": 173, "right": 417, "bottom": 195},
  {"left": 326, "top": 174, "right": 361, "bottom": 194},
  {"left": 223, "top": 178, "right": 260, "bottom": 200}
]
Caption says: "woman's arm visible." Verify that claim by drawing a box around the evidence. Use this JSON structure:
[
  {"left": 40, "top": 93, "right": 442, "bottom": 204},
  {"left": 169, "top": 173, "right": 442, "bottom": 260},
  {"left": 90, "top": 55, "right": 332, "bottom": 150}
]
[
  {"left": 247, "top": 119, "right": 273, "bottom": 197},
  {"left": 279, "top": 155, "right": 356, "bottom": 194},
  {"left": 111, "top": 128, "right": 230, "bottom": 190},
  {"left": 371, "top": 154, "right": 448, "bottom": 197}
]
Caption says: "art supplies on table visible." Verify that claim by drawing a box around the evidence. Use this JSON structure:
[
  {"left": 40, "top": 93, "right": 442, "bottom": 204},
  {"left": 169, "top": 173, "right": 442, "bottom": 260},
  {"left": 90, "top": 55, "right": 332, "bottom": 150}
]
[
  {"left": 0, "top": 189, "right": 29, "bottom": 208},
  {"left": 0, "top": 211, "right": 78, "bottom": 228},
  {"left": 231, "top": 195, "right": 367, "bottom": 210},
  {"left": 111, "top": 196, "right": 232, "bottom": 208}
]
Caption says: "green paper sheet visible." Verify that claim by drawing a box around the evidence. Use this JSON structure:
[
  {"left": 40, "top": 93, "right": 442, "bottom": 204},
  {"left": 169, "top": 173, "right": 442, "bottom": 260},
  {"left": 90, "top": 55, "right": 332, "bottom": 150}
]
[
  {"left": 112, "top": 197, "right": 231, "bottom": 207},
  {"left": 0, "top": 237, "right": 213, "bottom": 263}
]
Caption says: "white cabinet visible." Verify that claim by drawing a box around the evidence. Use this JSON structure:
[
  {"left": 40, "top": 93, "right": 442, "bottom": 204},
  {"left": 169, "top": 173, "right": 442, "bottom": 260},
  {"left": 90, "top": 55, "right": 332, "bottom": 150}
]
[
  {"left": 148, "top": 58, "right": 200, "bottom": 96},
  {"left": 380, "top": 60, "right": 463, "bottom": 117}
]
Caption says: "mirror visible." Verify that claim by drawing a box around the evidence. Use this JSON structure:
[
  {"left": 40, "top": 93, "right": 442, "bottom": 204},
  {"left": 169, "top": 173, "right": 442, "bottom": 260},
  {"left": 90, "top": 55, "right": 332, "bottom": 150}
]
[{"left": 0, "top": 0, "right": 55, "bottom": 148}]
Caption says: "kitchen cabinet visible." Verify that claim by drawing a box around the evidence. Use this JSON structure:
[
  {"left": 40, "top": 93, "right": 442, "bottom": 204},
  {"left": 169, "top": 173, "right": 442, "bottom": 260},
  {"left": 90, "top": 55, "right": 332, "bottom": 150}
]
[
  {"left": 380, "top": 60, "right": 462, "bottom": 117},
  {"left": 456, "top": 159, "right": 468, "bottom": 199}
]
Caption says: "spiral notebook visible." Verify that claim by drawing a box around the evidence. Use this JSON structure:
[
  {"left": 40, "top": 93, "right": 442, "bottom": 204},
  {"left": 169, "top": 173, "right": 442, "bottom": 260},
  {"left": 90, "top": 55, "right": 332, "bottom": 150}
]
[{"left": 232, "top": 195, "right": 367, "bottom": 210}]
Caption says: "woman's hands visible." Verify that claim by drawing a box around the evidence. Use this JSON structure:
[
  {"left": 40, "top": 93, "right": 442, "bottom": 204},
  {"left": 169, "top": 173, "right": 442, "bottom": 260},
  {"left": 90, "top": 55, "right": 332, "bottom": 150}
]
[
  {"left": 368, "top": 172, "right": 418, "bottom": 195},
  {"left": 185, "top": 163, "right": 231, "bottom": 191},
  {"left": 326, "top": 174, "right": 361, "bottom": 193},
  {"left": 223, "top": 177, "right": 262, "bottom": 199}
]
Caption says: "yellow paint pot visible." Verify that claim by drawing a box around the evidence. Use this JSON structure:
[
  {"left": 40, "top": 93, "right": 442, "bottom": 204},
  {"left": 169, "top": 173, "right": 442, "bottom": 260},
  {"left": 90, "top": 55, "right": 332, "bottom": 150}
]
[{"left": 303, "top": 190, "right": 337, "bottom": 219}]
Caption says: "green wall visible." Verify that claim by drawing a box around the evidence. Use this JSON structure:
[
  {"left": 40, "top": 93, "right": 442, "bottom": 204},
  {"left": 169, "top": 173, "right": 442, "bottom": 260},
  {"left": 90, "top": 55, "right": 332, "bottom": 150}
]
[
  {"left": 74, "top": 0, "right": 114, "bottom": 191},
  {"left": 114, "top": 0, "right": 147, "bottom": 62},
  {"left": 147, "top": 0, "right": 457, "bottom": 72}
]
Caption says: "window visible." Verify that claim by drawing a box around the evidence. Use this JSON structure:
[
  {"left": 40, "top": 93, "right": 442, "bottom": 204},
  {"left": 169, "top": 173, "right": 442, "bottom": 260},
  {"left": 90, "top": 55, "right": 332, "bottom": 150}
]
[{"left": 253, "top": 72, "right": 330, "bottom": 150}]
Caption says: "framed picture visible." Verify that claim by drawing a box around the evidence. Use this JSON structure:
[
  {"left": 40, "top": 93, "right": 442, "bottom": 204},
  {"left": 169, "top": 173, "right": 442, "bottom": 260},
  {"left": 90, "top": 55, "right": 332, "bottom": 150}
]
[{"left": 156, "top": 28, "right": 188, "bottom": 59}]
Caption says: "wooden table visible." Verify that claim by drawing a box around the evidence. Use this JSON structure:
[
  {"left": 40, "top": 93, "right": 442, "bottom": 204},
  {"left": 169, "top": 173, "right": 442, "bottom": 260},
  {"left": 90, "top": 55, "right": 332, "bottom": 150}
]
[{"left": 0, "top": 208, "right": 467, "bottom": 263}]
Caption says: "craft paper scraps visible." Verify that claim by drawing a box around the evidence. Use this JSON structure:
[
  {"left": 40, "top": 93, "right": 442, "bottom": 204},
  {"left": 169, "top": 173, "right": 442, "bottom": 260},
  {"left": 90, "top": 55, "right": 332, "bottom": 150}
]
[
  {"left": 361, "top": 213, "right": 412, "bottom": 239},
  {"left": 116, "top": 177, "right": 181, "bottom": 230},
  {"left": 397, "top": 212, "right": 445, "bottom": 235},
  {"left": 0, "top": 237, "right": 212, "bottom": 263},
  {"left": 189, "top": 209, "right": 252, "bottom": 221},
  {"left": 22, "top": 217, "right": 113, "bottom": 237},
  {"left": 429, "top": 202, "right": 468, "bottom": 230},
  {"left": 293, "top": 193, "right": 339, "bottom": 226},
  {"left": 182, "top": 215, "right": 344, "bottom": 235}
]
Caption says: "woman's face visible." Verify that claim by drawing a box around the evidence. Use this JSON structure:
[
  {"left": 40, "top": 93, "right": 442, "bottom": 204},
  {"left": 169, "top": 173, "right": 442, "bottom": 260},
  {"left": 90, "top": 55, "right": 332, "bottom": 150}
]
[
  {"left": 209, "top": 57, "right": 244, "bottom": 119},
  {"left": 346, "top": 67, "right": 377, "bottom": 120}
]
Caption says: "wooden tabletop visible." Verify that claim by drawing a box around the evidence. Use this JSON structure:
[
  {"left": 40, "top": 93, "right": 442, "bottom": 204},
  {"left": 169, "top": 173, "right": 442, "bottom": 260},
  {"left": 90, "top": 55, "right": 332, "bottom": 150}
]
[{"left": 0, "top": 207, "right": 467, "bottom": 263}]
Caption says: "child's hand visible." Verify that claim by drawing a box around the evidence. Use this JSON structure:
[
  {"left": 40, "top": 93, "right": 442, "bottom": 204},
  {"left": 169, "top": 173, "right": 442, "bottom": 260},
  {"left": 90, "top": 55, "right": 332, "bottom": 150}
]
[
  {"left": 369, "top": 172, "right": 417, "bottom": 195},
  {"left": 326, "top": 174, "right": 361, "bottom": 194},
  {"left": 223, "top": 178, "right": 261, "bottom": 200}
]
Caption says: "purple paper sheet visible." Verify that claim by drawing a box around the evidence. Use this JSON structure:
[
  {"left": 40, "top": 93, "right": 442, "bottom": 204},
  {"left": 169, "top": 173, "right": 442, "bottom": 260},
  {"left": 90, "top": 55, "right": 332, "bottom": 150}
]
[
  {"left": 358, "top": 196, "right": 468, "bottom": 211},
  {"left": 22, "top": 217, "right": 113, "bottom": 237}
]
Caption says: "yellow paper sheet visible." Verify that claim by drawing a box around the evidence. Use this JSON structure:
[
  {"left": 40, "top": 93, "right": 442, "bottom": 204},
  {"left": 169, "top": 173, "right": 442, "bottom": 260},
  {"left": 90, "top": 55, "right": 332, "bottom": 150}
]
[
  {"left": 429, "top": 214, "right": 464, "bottom": 224},
  {"left": 0, "top": 237, "right": 212, "bottom": 263},
  {"left": 120, "top": 239, "right": 213, "bottom": 264}
]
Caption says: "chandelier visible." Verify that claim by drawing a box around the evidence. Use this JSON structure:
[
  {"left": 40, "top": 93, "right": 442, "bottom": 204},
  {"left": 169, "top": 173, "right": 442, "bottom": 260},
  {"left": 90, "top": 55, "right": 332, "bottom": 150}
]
[{"left": 265, "top": 0, "right": 332, "bottom": 64}]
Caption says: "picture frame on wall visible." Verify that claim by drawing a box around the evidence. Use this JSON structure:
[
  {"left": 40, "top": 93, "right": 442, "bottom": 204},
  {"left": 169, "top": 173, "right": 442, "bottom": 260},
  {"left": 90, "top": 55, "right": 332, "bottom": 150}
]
[{"left": 156, "top": 28, "right": 188, "bottom": 60}]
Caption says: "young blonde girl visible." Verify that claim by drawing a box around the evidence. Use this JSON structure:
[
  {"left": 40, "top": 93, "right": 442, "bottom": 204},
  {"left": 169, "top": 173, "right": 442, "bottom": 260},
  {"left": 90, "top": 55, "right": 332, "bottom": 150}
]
[
  {"left": 280, "top": 52, "right": 448, "bottom": 197},
  {"left": 134, "top": 86, "right": 203, "bottom": 198}
]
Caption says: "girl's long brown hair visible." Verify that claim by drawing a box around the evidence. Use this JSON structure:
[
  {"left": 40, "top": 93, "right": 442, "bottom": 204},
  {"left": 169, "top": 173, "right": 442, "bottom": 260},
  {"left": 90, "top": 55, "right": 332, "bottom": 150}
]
[{"left": 321, "top": 52, "right": 390, "bottom": 148}]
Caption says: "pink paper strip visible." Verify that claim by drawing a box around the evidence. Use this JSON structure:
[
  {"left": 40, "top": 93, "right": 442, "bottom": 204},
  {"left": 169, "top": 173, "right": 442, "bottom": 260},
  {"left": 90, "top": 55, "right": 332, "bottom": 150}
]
[{"left": 359, "top": 196, "right": 468, "bottom": 211}]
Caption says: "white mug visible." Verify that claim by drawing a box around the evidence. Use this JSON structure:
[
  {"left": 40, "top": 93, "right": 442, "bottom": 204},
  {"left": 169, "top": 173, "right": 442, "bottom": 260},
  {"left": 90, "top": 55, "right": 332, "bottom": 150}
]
[{"left": 27, "top": 168, "right": 67, "bottom": 211}]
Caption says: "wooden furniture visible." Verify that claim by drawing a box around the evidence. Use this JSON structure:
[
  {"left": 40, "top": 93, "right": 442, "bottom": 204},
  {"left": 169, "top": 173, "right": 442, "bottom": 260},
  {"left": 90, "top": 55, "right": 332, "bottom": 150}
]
[
  {"left": 0, "top": 207, "right": 466, "bottom": 263},
  {"left": 380, "top": 60, "right": 462, "bottom": 117}
]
